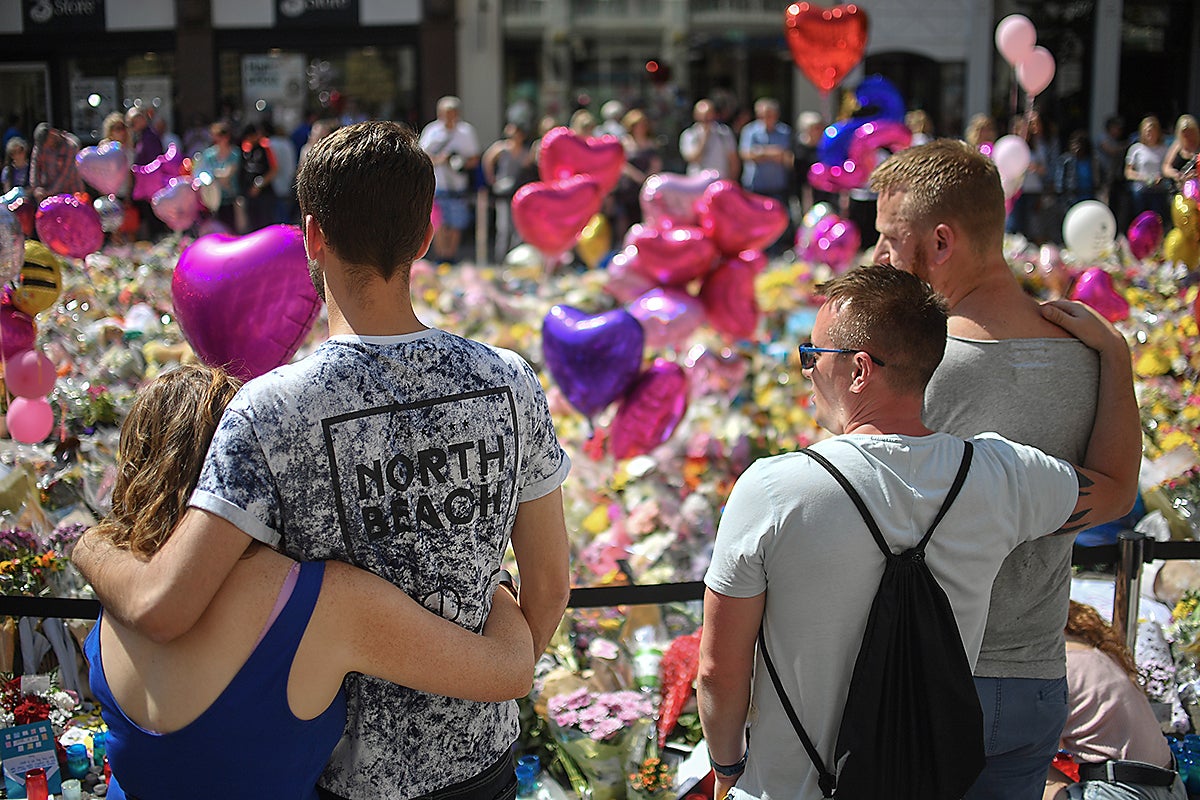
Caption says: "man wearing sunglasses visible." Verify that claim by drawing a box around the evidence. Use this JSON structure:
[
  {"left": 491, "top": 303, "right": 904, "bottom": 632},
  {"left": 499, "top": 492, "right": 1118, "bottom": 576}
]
[
  {"left": 699, "top": 264, "right": 1138, "bottom": 800},
  {"left": 866, "top": 140, "right": 1142, "bottom": 800}
]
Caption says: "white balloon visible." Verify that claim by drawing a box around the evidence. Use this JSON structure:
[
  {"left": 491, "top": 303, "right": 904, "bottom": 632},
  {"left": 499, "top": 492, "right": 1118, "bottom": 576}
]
[
  {"left": 991, "top": 135, "right": 1031, "bottom": 199},
  {"left": 1062, "top": 200, "right": 1117, "bottom": 263}
]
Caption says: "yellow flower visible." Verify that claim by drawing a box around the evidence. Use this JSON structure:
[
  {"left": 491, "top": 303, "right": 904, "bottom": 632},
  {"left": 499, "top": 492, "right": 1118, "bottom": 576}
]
[
  {"left": 1136, "top": 350, "right": 1174, "bottom": 377},
  {"left": 582, "top": 506, "right": 610, "bottom": 536},
  {"left": 1160, "top": 430, "right": 1193, "bottom": 454}
]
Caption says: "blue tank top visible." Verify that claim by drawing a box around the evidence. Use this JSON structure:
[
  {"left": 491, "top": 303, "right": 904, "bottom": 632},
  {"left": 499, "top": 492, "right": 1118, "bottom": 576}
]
[{"left": 85, "top": 561, "right": 347, "bottom": 799}]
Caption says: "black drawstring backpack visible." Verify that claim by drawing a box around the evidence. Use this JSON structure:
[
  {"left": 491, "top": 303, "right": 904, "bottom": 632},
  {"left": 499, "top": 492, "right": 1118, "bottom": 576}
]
[{"left": 758, "top": 442, "right": 985, "bottom": 799}]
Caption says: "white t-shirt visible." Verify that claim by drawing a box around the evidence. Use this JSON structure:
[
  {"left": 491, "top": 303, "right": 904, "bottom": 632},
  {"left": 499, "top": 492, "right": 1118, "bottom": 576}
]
[
  {"left": 1126, "top": 141, "right": 1168, "bottom": 184},
  {"left": 419, "top": 119, "right": 480, "bottom": 193},
  {"left": 679, "top": 121, "right": 738, "bottom": 178},
  {"left": 191, "top": 328, "right": 570, "bottom": 798},
  {"left": 705, "top": 432, "right": 1077, "bottom": 800}
]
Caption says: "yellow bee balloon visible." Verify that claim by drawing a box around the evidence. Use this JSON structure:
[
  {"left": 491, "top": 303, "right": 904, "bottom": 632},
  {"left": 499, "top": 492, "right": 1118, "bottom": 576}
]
[{"left": 13, "top": 241, "right": 64, "bottom": 315}]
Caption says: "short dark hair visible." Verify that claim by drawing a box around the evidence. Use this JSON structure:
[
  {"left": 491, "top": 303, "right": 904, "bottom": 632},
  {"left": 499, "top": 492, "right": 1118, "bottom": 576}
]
[
  {"left": 296, "top": 121, "right": 434, "bottom": 282},
  {"left": 869, "top": 139, "right": 1006, "bottom": 256},
  {"left": 817, "top": 265, "right": 949, "bottom": 395}
]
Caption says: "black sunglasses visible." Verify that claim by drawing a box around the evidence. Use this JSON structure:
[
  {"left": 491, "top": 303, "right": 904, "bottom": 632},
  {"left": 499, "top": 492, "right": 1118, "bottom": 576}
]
[{"left": 797, "top": 343, "right": 886, "bottom": 370}]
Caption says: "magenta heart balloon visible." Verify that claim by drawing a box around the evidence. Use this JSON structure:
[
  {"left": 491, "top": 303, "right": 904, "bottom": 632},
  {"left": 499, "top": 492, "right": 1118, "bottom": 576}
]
[
  {"left": 684, "top": 343, "right": 747, "bottom": 401},
  {"left": 846, "top": 120, "right": 913, "bottom": 177},
  {"left": 808, "top": 160, "right": 869, "bottom": 193},
  {"left": 537, "top": 127, "right": 626, "bottom": 194},
  {"left": 609, "top": 358, "right": 690, "bottom": 460},
  {"left": 604, "top": 248, "right": 659, "bottom": 304},
  {"left": 132, "top": 143, "right": 183, "bottom": 202},
  {"left": 152, "top": 178, "right": 201, "bottom": 232},
  {"left": 640, "top": 170, "right": 721, "bottom": 228},
  {"left": 35, "top": 194, "right": 104, "bottom": 259},
  {"left": 622, "top": 223, "right": 718, "bottom": 287},
  {"left": 542, "top": 304, "right": 645, "bottom": 419},
  {"left": 627, "top": 287, "right": 705, "bottom": 351},
  {"left": 805, "top": 214, "right": 861, "bottom": 273},
  {"left": 1127, "top": 211, "right": 1164, "bottom": 261},
  {"left": 511, "top": 176, "right": 605, "bottom": 259},
  {"left": 1069, "top": 267, "right": 1129, "bottom": 323},
  {"left": 75, "top": 141, "right": 129, "bottom": 197},
  {"left": 698, "top": 181, "right": 790, "bottom": 256},
  {"left": 0, "top": 298, "right": 36, "bottom": 360},
  {"left": 700, "top": 254, "right": 760, "bottom": 341},
  {"left": 172, "top": 225, "right": 323, "bottom": 381}
]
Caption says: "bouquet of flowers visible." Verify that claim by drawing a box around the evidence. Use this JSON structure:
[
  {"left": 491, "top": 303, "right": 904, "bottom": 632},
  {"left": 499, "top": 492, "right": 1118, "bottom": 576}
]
[
  {"left": 547, "top": 688, "right": 654, "bottom": 800},
  {"left": 0, "top": 674, "right": 79, "bottom": 731}
]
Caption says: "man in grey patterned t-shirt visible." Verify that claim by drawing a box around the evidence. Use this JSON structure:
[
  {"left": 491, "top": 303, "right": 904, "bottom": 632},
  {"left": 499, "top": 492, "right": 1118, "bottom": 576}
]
[
  {"left": 869, "top": 140, "right": 1141, "bottom": 800},
  {"left": 74, "top": 121, "right": 571, "bottom": 800}
]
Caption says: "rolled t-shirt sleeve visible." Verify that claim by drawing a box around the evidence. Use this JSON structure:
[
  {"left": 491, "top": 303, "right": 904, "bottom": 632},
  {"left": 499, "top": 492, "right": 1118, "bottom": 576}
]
[
  {"left": 189, "top": 404, "right": 282, "bottom": 547},
  {"left": 705, "top": 461, "right": 775, "bottom": 598},
  {"left": 508, "top": 353, "right": 571, "bottom": 502}
]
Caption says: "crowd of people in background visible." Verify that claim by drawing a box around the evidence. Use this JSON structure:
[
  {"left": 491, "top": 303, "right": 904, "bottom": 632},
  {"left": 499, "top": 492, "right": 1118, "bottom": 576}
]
[{"left": 1, "top": 93, "right": 1196, "bottom": 262}]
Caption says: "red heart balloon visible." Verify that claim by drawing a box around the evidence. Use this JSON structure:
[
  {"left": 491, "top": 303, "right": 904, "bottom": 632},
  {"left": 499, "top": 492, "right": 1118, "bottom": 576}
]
[
  {"left": 784, "top": 3, "right": 870, "bottom": 95},
  {"left": 512, "top": 176, "right": 605, "bottom": 260},
  {"left": 701, "top": 254, "right": 760, "bottom": 341},
  {"left": 622, "top": 224, "right": 719, "bottom": 287},
  {"left": 537, "top": 127, "right": 627, "bottom": 194},
  {"left": 697, "top": 181, "right": 790, "bottom": 256}
]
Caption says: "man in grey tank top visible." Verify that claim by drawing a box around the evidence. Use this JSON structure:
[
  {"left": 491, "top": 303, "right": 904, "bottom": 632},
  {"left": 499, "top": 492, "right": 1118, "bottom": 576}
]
[{"left": 868, "top": 140, "right": 1142, "bottom": 800}]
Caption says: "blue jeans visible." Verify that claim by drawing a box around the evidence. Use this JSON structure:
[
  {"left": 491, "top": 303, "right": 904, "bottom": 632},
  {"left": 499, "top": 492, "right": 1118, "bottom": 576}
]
[{"left": 964, "top": 676, "right": 1069, "bottom": 800}]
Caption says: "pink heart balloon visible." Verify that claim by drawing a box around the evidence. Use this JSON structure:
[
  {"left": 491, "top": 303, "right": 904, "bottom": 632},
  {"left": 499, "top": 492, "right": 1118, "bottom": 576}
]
[
  {"left": 805, "top": 214, "right": 861, "bottom": 273},
  {"left": 35, "top": 194, "right": 104, "bottom": 259},
  {"left": 172, "top": 225, "right": 323, "bottom": 381},
  {"left": 537, "top": 127, "right": 626, "bottom": 194},
  {"left": 1127, "top": 211, "right": 1164, "bottom": 260},
  {"left": 700, "top": 254, "right": 760, "bottom": 341},
  {"left": 604, "top": 248, "right": 659, "bottom": 304},
  {"left": 698, "top": 181, "right": 790, "bottom": 255},
  {"left": 621, "top": 223, "right": 718, "bottom": 287},
  {"left": 1183, "top": 179, "right": 1200, "bottom": 202},
  {"left": 152, "top": 178, "right": 201, "bottom": 232},
  {"left": 846, "top": 120, "right": 913, "bottom": 176},
  {"left": 1069, "top": 267, "right": 1129, "bottom": 323},
  {"left": 511, "top": 176, "right": 605, "bottom": 259},
  {"left": 1016, "top": 46, "right": 1056, "bottom": 97},
  {"left": 75, "top": 141, "right": 129, "bottom": 197},
  {"left": 627, "top": 287, "right": 706, "bottom": 351},
  {"left": 609, "top": 359, "right": 690, "bottom": 460},
  {"left": 683, "top": 343, "right": 747, "bottom": 401},
  {"left": 132, "top": 143, "right": 183, "bottom": 202},
  {"left": 808, "top": 160, "right": 870, "bottom": 193},
  {"left": 639, "top": 170, "right": 721, "bottom": 228},
  {"left": 0, "top": 298, "right": 36, "bottom": 360}
]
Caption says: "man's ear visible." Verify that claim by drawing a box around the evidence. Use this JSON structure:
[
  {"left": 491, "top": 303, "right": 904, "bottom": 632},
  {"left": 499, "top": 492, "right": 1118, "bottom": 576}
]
[
  {"left": 848, "top": 352, "right": 876, "bottom": 393},
  {"left": 931, "top": 222, "right": 955, "bottom": 266},
  {"left": 303, "top": 214, "right": 325, "bottom": 261},
  {"left": 415, "top": 219, "right": 435, "bottom": 261}
]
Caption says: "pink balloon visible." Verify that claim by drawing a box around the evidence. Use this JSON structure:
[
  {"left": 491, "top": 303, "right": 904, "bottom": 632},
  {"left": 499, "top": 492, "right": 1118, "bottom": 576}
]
[
  {"left": 537, "top": 127, "right": 626, "bottom": 194},
  {"left": 846, "top": 120, "right": 913, "bottom": 176},
  {"left": 172, "top": 225, "right": 323, "bottom": 381},
  {"left": 627, "top": 288, "right": 706, "bottom": 351},
  {"left": 152, "top": 178, "right": 201, "bottom": 232},
  {"left": 75, "top": 141, "right": 129, "bottom": 197},
  {"left": 4, "top": 349, "right": 57, "bottom": 398},
  {"left": 700, "top": 254, "right": 760, "bottom": 341},
  {"left": 995, "top": 14, "right": 1037, "bottom": 66},
  {"left": 0, "top": 299, "right": 36, "bottom": 360},
  {"left": 511, "top": 177, "right": 605, "bottom": 260},
  {"left": 683, "top": 343, "right": 747, "bottom": 401},
  {"left": 1016, "top": 46, "right": 1056, "bottom": 96},
  {"left": 639, "top": 171, "right": 720, "bottom": 228},
  {"left": 698, "top": 181, "right": 790, "bottom": 256},
  {"left": 608, "top": 359, "right": 690, "bottom": 460},
  {"left": 1127, "top": 211, "right": 1164, "bottom": 260},
  {"left": 604, "top": 249, "right": 659, "bottom": 304},
  {"left": 808, "top": 160, "right": 869, "bottom": 193},
  {"left": 131, "top": 144, "right": 183, "bottom": 202},
  {"left": 6, "top": 396, "right": 54, "bottom": 444},
  {"left": 805, "top": 214, "right": 861, "bottom": 273},
  {"left": 35, "top": 194, "right": 104, "bottom": 259},
  {"left": 991, "top": 135, "right": 1032, "bottom": 199},
  {"left": 621, "top": 224, "right": 718, "bottom": 286},
  {"left": 1069, "top": 267, "right": 1129, "bottom": 323},
  {"left": 1182, "top": 179, "right": 1200, "bottom": 202}
]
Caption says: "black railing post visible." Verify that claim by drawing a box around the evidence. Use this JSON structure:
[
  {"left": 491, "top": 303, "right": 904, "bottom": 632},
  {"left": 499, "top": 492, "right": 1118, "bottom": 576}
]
[{"left": 1113, "top": 530, "right": 1147, "bottom": 652}]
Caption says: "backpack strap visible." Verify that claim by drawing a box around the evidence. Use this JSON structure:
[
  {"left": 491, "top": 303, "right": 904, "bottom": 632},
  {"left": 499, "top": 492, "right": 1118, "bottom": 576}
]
[
  {"left": 758, "top": 626, "right": 838, "bottom": 798},
  {"left": 800, "top": 447, "right": 891, "bottom": 559},
  {"left": 915, "top": 441, "right": 974, "bottom": 552}
]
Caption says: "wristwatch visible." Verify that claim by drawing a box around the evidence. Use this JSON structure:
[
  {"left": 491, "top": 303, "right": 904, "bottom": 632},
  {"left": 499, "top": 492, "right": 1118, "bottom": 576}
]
[{"left": 710, "top": 748, "right": 748, "bottom": 777}]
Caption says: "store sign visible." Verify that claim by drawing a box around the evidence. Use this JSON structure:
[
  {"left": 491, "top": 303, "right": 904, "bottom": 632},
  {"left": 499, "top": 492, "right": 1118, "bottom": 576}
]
[
  {"left": 275, "top": 0, "right": 358, "bottom": 28},
  {"left": 23, "top": 0, "right": 105, "bottom": 33}
]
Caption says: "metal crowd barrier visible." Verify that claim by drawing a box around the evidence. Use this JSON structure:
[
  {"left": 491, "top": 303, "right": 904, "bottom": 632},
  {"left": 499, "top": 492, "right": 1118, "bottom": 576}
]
[{"left": 3, "top": 536, "right": 1200, "bottom": 644}]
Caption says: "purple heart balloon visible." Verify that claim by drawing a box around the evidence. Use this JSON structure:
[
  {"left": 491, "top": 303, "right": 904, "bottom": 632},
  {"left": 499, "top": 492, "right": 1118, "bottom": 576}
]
[
  {"left": 76, "top": 141, "right": 129, "bottom": 197},
  {"left": 542, "top": 304, "right": 645, "bottom": 419},
  {"left": 609, "top": 358, "right": 690, "bottom": 460},
  {"left": 35, "top": 194, "right": 104, "bottom": 259},
  {"left": 152, "top": 178, "right": 200, "bottom": 232},
  {"left": 1069, "top": 267, "right": 1129, "bottom": 323},
  {"left": 172, "top": 225, "right": 323, "bottom": 381},
  {"left": 1127, "top": 211, "right": 1164, "bottom": 261}
]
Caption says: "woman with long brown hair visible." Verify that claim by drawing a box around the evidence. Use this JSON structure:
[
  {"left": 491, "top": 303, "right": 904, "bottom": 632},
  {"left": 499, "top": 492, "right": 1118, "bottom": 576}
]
[
  {"left": 1044, "top": 601, "right": 1185, "bottom": 799},
  {"left": 86, "top": 365, "right": 535, "bottom": 800}
]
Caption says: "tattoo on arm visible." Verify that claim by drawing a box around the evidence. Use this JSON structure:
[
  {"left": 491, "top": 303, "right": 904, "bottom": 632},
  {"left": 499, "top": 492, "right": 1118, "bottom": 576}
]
[{"left": 1055, "top": 468, "right": 1095, "bottom": 535}]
